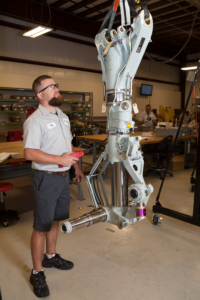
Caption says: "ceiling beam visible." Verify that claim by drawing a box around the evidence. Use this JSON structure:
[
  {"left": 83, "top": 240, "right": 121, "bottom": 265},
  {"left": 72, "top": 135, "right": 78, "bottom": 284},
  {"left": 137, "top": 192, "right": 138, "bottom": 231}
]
[
  {"left": 151, "top": 5, "right": 184, "bottom": 18},
  {"left": 41, "top": 0, "right": 48, "bottom": 5},
  {"left": 80, "top": 0, "right": 178, "bottom": 18},
  {"left": 65, "top": 0, "right": 99, "bottom": 14},
  {"left": 80, "top": 0, "right": 113, "bottom": 18},
  {"left": 0, "top": 18, "right": 180, "bottom": 64},
  {"left": 80, "top": 0, "right": 186, "bottom": 20},
  {"left": 155, "top": 6, "right": 197, "bottom": 22},
  {"left": 186, "top": 58, "right": 200, "bottom": 63},
  {"left": 154, "top": 16, "right": 195, "bottom": 31},
  {"left": 153, "top": 22, "right": 200, "bottom": 37},
  {"left": 147, "top": 0, "right": 176, "bottom": 11},
  {"left": 90, "top": 11, "right": 107, "bottom": 21},
  {"left": 0, "top": 19, "right": 95, "bottom": 47},
  {"left": 0, "top": 0, "right": 100, "bottom": 37},
  {"left": 185, "top": 0, "right": 200, "bottom": 8},
  {"left": 90, "top": 1, "right": 195, "bottom": 22},
  {"left": 51, "top": 0, "right": 71, "bottom": 8},
  {"left": 152, "top": 24, "right": 200, "bottom": 42}
]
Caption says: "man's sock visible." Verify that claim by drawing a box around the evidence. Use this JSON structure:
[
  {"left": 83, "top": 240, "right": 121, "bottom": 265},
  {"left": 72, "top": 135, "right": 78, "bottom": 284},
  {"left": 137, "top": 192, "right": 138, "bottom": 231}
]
[
  {"left": 46, "top": 253, "right": 56, "bottom": 259},
  {"left": 33, "top": 269, "right": 43, "bottom": 274}
]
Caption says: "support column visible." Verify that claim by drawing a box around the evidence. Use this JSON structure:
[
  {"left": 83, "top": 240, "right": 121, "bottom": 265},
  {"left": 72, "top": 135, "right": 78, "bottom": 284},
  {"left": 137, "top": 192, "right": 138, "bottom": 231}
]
[{"left": 180, "top": 52, "right": 186, "bottom": 109}]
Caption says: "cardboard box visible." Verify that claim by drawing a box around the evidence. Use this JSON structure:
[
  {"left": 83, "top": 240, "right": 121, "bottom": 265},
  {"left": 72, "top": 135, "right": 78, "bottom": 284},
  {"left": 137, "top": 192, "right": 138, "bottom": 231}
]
[{"left": 164, "top": 154, "right": 185, "bottom": 170}]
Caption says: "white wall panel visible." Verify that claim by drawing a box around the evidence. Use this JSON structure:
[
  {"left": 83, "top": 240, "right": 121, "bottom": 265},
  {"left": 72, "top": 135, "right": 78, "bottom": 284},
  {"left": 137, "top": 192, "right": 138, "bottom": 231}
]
[
  {"left": 13, "top": 74, "right": 34, "bottom": 88},
  {"left": 83, "top": 72, "right": 94, "bottom": 82},
  {"left": 63, "top": 69, "right": 73, "bottom": 80},
  {"left": 17, "top": 34, "right": 33, "bottom": 61},
  {"left": 163, "top": 64, "right": 180, "bottom": 83},
  {"left": 64, "top": 42, "right": 83, "bottom": 67},
  {"left": 82, "top": 46, "right": 100, "bottom": 70},
  {"left": 52, "top": 40, "right": 66, "bottom": 65},
  {"left": 136, "top": 60, "right": 180, "bottom": 85},
  {"left": 150, "top": 62, "right": 164, "bottom": 80},
  {"left": 0, "top": 61, "right": 18, "bottom": 74},
  {"left": 30, "top": 37, "right": 54, "bottom": 63},
  {"left": 185, "top": 69, "right": 200, "bottom": 112},
  {"left": 93, "top": 73, "right": 102, "bottom": 83},
  {"left": 136, "top": 60, "right": 151, "bottom": 78},
  {"left": 133, "top": 79, "right": 181, "bottom": 118},
  {"left": 0, "top": 72, "right": 13, "bottom": 87},
  {"left": 0, "top": 27, "right": 18, "bottom": 57},
  {"left": 0, "top": 24, "right": 181, "bottom": 117},
  {"left": 68, "top": 69, "right": 83, "bottom": 81},
  {"left": 17, "top": 63, "right": 32, "bottom": 75},
  {"left": 0, "top": 25, "right": 101, "bottom": 71}
]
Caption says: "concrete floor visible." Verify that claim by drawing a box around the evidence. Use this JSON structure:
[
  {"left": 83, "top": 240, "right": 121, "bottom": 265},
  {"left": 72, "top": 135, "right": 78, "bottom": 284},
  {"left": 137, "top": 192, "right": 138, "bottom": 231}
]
[{"left": 0, "top": 155, "right": 200, "bottom": 300}]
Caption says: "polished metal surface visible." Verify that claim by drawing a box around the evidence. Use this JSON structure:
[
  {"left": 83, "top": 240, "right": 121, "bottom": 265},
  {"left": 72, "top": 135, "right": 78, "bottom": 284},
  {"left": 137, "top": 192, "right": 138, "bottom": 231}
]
[
  {"left": 61, "top": 208, "right": 107, "bottom": 233},
  {"left": 117, "top": 221, "right": 127, "bottom": 229},
  {"left": 112, "top": 162, "right": 128, "bottom": 207},
  {"left": 106, "top": 89, "right": 130, "bottom": 92}
]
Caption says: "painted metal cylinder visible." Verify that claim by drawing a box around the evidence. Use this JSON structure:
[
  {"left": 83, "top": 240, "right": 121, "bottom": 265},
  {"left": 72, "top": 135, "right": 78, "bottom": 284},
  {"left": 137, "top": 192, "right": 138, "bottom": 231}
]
[
  {"left": 136, "top": 203, "right": 146, "bottom": 220},
  {"left": 112, "top": 162, "right": 128, "bottom": 207}
]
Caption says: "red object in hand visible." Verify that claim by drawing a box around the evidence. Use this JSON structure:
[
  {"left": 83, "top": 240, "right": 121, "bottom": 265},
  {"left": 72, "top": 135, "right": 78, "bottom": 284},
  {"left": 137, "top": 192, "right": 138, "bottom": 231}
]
[
  {"left": 58, "top": 151, "right": 85, "bottom": 168},
  {"left": 71, "top": 151, "right": 84, "bottom": 158}
]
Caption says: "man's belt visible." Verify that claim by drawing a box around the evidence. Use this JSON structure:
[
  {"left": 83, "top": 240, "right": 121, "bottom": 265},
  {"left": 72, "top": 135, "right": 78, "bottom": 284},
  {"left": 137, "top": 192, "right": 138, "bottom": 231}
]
[{"left": 40, "top": 170, "right": 69, "bottom": 177}]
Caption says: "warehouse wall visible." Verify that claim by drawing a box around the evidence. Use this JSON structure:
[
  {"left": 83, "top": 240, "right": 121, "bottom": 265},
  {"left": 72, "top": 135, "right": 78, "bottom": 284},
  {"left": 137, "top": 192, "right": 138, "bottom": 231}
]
[
  {"left": 184, "top": 61, "right": 200, "bottom": 114},
  {"left": 0, "top": 16, "right": 181, "bottom": 118},
  {"left": 133, "top": 59, "right": 180, "bottom": 117}
]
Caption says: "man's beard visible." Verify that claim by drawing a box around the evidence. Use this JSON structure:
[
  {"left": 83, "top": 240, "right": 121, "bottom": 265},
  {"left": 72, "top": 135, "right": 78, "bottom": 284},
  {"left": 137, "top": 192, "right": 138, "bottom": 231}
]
[{"left": 48, "top": 94, "right": 64, "bottom": 107}]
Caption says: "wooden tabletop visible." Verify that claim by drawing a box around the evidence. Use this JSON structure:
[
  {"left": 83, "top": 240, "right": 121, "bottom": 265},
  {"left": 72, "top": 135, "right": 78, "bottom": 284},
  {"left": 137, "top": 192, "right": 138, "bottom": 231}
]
[
  {"left": 0, "top": 141, "right": 85, "bottom": 164},
  {"left": 76, "top": 132, "right": 197, "bottom": 145}
]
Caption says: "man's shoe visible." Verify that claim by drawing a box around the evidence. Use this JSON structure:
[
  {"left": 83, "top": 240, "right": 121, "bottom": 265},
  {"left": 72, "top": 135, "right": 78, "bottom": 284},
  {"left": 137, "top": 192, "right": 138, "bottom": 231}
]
[
  {"left": 42, "top": 253, "right": 74, "bottom": 270},
  {"left": 30, "top": 270, "right": 50, "bottom": 298}
]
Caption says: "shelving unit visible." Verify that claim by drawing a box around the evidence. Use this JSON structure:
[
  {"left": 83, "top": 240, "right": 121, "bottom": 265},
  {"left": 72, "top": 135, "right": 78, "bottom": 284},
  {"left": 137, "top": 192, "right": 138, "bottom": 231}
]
[{"left": 0, "top": 87, "right": 93, "bottom": 132}]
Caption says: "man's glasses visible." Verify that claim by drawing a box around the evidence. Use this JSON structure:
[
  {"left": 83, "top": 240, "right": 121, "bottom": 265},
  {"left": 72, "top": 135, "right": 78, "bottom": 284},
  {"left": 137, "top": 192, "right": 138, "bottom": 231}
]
[{"left": 39, "top": 83, "right": 59, "bottom": 93}]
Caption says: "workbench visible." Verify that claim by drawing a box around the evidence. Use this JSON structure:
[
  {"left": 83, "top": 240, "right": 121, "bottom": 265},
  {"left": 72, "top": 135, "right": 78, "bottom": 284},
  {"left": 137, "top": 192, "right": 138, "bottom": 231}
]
[
  {"left": 76, "top": 132, "right": 197, "bottom": 169},
  {"left": 0, "top": 141, "right": 85, "bottom": 200}
]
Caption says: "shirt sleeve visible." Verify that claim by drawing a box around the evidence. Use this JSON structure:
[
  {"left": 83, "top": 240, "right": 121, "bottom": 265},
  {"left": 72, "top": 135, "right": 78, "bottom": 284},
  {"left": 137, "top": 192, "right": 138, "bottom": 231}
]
[
  {"left": 23, "top": 117, "right": 42, "bottom": 150},
  {"left": 139, "top": 112, "right": 144, "bottom": 121}
]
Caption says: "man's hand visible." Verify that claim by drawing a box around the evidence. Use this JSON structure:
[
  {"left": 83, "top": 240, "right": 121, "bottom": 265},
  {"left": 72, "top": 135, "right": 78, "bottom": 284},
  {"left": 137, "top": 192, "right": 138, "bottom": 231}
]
[
  {"left": 74, "top": 165, "right": 84, "bottom": 184},
  {"left": 59, "top": 152, "right": 79, "bottom": 167}
]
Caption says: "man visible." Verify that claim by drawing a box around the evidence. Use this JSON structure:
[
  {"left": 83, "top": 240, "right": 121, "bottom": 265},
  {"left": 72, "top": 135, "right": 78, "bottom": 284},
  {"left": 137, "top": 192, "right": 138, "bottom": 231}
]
[
  {"left": 23, "top": 75, "right": 84, "bottom": 298},
  {"left": 139, "top": 104, "right": 157, "bottom": 127},
  {"left": 179, "top": 111, "right": 191, "bottom": 124}
]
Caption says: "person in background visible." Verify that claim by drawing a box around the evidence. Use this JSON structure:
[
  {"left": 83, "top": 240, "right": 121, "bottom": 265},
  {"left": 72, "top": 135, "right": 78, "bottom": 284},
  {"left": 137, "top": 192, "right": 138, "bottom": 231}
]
[
  {"left": 23, "top": 75, "right": 84, "bottom": 298},
  {"left": 139, "top": 104, "right": 157, "bottom": 127},
  {"left": 179, "top": 111, "right": 191, "bottom": 124}
]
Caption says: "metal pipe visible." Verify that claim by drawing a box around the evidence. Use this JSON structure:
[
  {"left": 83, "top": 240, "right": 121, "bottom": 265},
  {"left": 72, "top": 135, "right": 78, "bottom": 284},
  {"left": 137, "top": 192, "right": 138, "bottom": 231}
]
[
  {"left": 111, "top": 164, "right": 115, "bottom": 206},
  {"left": 61, "top": 208, "right": 107, "bottom": 234},
  {"left": 103, "top": 82, "right": 106, "bottom": 101},
  {"left": 112, "top": 162, "right": 128, "bottom": 207}
]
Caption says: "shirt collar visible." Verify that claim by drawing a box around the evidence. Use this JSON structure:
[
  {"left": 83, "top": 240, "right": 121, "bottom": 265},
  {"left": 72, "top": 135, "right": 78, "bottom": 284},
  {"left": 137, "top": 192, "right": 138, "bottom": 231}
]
[
  {"left": 56, "top": 107, "right": 62, "bottom": 115},
  {"left": 39, "top": 104, "right": 62, "bottom": 116}
]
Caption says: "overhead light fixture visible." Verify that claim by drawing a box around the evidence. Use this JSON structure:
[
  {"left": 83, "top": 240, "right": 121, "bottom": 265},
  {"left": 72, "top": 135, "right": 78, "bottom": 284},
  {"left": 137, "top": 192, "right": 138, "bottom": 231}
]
[
  {"left": 23, "top": 26, "right": 53, "bottom": 38},
  {"left": 181, "top": 66, "right": 197, "bottom": 71}
]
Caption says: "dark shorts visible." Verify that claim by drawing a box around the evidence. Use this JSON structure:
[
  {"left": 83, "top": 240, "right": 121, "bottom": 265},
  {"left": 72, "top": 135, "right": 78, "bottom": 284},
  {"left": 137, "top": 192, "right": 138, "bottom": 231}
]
[{"left": 31, "top": 170, "right": 70, "bottom": 232}]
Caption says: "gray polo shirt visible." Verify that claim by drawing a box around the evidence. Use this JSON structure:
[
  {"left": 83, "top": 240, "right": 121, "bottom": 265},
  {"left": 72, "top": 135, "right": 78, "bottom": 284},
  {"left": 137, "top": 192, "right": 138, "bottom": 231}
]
[{"left": 23, "top": 104, "right": 73, "bottom": 171}]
